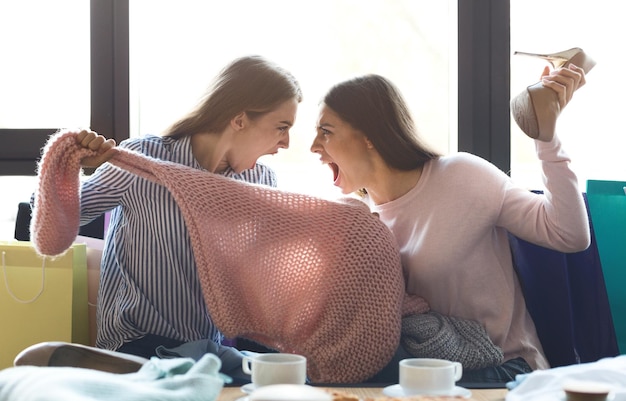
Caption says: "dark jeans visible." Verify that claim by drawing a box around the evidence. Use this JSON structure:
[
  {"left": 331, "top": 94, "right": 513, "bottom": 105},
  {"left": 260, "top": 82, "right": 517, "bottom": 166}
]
[
  {"left": 367, "top": 343, "right": 532, "bottom": 386},
  {"left": 116, "top": 336, "right": 254, "bottom": 385},
  {"left": 458, "top": 357, "right": 532, "bottom": 385},
  {"left": 115, "top": 334, "right": 185, "bottom": 359}
]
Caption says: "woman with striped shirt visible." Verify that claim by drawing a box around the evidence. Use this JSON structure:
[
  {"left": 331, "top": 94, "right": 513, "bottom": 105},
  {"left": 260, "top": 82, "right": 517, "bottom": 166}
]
[{"left": 73, "top": 55, "right": 302, "bottom": 358}]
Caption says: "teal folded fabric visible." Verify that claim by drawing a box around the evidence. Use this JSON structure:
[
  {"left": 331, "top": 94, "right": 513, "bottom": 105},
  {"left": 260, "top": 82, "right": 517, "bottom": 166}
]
[{"left": 0, "top": 354, "right": 227, "bottom": 401}]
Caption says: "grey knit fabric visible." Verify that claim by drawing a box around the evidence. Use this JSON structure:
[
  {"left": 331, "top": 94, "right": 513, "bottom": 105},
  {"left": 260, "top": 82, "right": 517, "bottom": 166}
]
[{"left": 401, "top": 311, "right": 504, "bottom": 370}]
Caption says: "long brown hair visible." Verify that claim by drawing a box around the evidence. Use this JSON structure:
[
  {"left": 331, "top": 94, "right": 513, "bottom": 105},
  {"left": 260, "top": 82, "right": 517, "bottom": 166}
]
[
  {"left": 163, "top": 55, "right": 302, "bottom": 138},
  {"left": 323, "top": 74, "right": 440, "bottom": 171}
]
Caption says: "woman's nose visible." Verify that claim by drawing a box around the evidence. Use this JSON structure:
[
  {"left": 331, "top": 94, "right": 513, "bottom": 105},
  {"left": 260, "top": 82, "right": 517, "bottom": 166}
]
[
  {"left": 310, "top": 136, "right": 321, "bottom": 153},
  {"left": 278, "top": 133, "right": 290, "bottom": 149}
]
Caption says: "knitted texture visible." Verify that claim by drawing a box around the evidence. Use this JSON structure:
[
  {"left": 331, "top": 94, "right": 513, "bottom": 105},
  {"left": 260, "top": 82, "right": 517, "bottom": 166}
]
[
  {"left": 401, "top": 311, "right": 504, "bottom": 370},
  {"left": 30, "top": 133, "right": 97, "bottom": 256},
  {"left": 31, "top": 131, "right": 419, "bottom": 383}
]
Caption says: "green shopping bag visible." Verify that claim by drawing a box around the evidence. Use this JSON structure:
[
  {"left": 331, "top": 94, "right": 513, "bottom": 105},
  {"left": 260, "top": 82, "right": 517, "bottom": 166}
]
[
  {"left": 586, "top": 180, "right": 626, "bottom": 353},
  {"left": 0, "top": 242, "right": 88, "bottom": 369}
]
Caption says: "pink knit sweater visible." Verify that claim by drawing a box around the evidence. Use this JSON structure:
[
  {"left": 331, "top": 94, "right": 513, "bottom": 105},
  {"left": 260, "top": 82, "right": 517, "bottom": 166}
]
[{"left": 31, "top": 131, "right": 429, "bottom": 383}]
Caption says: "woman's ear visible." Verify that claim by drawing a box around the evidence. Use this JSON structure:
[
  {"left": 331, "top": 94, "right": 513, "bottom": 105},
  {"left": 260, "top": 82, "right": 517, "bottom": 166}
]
[
  {"left": 231, "top": 112, "right": 247, "bottom": 131},
  {"left": 364, "top": 137, "right": 375, "bottom": 149}
]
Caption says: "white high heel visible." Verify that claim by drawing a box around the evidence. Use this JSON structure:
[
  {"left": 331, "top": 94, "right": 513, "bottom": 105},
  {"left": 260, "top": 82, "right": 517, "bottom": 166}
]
[{"left": 510, "top": 47, "right": 595, "bottom": 142}]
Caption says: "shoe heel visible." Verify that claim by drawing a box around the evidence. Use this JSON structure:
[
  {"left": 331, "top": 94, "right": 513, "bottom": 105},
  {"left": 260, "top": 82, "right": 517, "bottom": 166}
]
[
  {"left": 513, "top": 47, "right": 596, "bottom": 74},
  {"left": 514, "top": 47, "right": 583, "bottom": 69}
]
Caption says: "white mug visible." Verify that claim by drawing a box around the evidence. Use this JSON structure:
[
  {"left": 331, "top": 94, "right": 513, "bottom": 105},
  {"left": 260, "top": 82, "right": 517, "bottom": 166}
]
[
  {"left": 399, "top": 358, "right": 463, "bottom": 395},
  {"left": 242, "top": 353, "right": 307, "bottom": 387}
]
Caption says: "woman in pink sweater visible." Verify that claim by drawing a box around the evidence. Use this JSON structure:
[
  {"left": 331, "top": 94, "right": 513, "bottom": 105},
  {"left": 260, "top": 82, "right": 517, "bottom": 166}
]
[{"left": 310, "top": 65, "right": 590, "bottom": 383}]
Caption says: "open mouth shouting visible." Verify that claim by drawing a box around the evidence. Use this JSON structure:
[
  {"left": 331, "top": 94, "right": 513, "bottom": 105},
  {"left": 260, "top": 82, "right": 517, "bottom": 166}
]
[
  {"left": 329, "top": 162, "right": 340, "bottom": 185},
  {"left": 317, "top": 157, "right": 353, "bottom": 194}
]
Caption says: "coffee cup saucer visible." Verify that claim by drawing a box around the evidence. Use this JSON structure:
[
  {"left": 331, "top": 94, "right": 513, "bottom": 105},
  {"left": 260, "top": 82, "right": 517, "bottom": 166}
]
[
  {"left": 382, "top": 384, "right": 472, "bottom": 398},
  {"left": 241, "top": 383, "right": 257, "bottom": 394}
]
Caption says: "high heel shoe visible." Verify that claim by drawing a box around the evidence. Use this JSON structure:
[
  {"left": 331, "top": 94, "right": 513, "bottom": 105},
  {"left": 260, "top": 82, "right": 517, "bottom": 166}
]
[
  {"left": 510, "top": 47, "right": 595, "bottom": 142},
  {"left": 14, "top": 341, "right": 148, "bottom": 373}
]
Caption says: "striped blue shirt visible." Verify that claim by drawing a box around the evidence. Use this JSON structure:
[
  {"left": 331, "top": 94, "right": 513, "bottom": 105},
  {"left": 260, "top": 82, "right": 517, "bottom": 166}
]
[{"left": 80, "top": 135, "right": 277, "bottom": 350}]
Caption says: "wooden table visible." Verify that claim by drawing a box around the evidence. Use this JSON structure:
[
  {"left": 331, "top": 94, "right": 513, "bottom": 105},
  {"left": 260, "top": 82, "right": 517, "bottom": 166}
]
[{"left": 216, "top": 386, "right": 508, "bottom": 401}]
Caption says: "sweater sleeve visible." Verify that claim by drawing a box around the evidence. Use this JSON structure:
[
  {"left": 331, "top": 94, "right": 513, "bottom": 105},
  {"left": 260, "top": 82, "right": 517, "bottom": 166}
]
[{"left": 497, "top": 136, "right": 590, "bottom": 252}]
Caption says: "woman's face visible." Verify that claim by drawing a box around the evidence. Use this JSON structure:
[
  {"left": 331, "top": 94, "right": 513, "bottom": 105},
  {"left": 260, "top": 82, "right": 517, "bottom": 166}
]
[
  {"left": 233, "top": 98, "right": 298, "bottom": 173},
  {"left": 310, "top": 104, "right": 374, "bottom": 194}
]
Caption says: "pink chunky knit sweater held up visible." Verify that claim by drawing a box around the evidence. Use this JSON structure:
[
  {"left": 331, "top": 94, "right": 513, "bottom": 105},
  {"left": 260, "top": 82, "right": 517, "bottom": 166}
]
[{"left": 31, "top": 131, "right": 429, "bottom": 383}]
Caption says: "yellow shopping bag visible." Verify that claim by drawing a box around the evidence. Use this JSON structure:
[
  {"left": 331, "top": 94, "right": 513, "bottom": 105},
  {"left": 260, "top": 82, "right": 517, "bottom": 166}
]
[{"left": 0, "top": 241, "right": 89, "bottom": 369}]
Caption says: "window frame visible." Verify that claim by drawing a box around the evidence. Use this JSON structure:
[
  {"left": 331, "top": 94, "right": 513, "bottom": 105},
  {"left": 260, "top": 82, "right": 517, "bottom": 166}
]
[
  {"left": 458, "top": 0, "right": 510, "bottom": 173},
  {"left": 0, "top": 0, "right": 510, "bottom": 176},
  {"left": 0, "top": 0, "right": 129, "bottom": 176}
]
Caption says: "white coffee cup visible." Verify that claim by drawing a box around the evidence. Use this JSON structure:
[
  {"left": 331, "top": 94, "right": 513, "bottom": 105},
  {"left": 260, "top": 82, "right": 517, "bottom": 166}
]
[
  {"left": 399, "top": 358, "right": 463, "bottom": 395},
  {"left": 242, "top": 353, "right": 307, "bottom": 387}
]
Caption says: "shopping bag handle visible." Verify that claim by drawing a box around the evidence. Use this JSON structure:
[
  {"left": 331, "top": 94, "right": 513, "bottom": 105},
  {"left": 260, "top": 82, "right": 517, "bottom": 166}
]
[{"left": 2, "top": 251, "right": 45, "bottom": 303}]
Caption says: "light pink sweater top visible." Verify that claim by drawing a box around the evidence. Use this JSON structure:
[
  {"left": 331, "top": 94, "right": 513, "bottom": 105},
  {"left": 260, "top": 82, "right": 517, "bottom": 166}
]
[{"left": 369, "top": 137, "right": 590, "bottom": 370}]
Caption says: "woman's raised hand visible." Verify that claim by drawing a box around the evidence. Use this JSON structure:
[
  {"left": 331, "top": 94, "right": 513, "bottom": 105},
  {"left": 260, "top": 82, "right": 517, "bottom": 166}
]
[
  {"left": 74, "top": 129, "right": 117, "bottom": 168},
  {"left": 540, "top": 63, "right": 586, "bottom": 111}
]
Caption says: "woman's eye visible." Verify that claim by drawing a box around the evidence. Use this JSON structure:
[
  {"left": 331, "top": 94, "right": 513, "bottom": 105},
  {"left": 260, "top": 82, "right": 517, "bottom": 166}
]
[
  {"left": 278, "top": 126, "right": 289, "bottom": 133},
  {"left": 321, "top": 128, "right": 331, "bottom": 136}
]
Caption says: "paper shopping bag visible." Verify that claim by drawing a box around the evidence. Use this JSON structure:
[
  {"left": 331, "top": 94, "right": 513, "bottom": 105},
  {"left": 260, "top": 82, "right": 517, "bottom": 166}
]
[
  {"left": 0, "top": 241, "right": 89, "bottom": 369},
  {"left": 75, "top": 235, "right": 104, "bottom": 346}
]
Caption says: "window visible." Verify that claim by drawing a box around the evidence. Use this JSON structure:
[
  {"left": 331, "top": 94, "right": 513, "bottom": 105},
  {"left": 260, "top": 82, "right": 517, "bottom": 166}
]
[
  {"left": 129, "top": 0, "right": 457, "bottom": 198},
  {"left": 0, "top": 1, "right": 90, "bottom": 129},
  {"left": 4, "top": 0, "right": 512, "bottom": 240},
  {"left": 0, "top": 0, "right": 90, "bottom": 239},
  {"left": 510, "top": 0, "right": 626, "bottom": 190}
]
